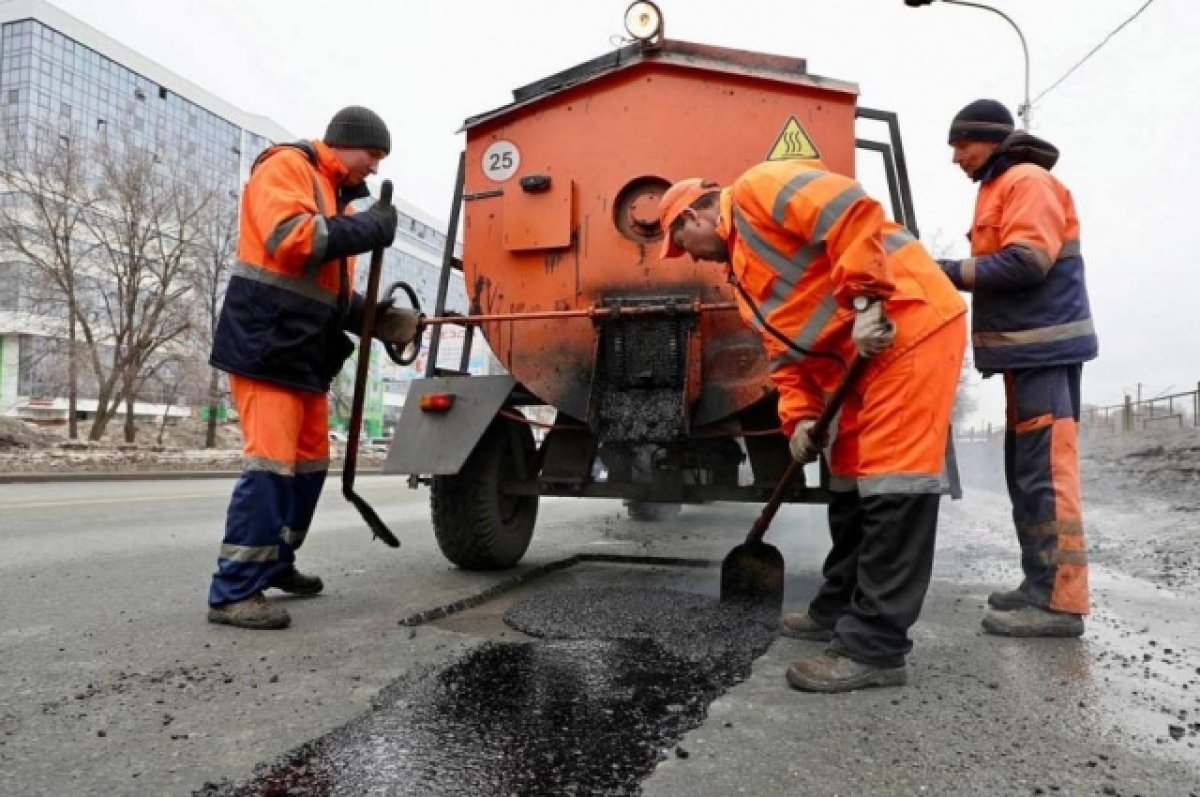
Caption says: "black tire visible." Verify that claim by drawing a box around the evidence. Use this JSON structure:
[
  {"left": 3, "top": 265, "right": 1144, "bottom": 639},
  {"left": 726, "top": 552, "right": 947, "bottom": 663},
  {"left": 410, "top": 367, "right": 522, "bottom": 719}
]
[
  {"left": 431, "top": 416, "right": 539, "bottom": 569},
  {"left": 625, "top": 500, "right": 682, "bottom": 522}
]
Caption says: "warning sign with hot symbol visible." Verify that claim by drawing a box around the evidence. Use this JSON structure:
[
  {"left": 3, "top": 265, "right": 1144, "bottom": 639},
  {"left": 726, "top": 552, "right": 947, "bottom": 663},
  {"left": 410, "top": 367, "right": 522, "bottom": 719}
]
[{"left": 765, "top": 116, "right": 821, "bottom": 161}]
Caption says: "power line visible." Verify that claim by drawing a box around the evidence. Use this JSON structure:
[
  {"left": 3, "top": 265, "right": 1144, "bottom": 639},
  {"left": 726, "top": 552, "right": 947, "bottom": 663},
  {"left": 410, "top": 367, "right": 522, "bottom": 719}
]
[{"left": 1032, "top": 0, "right": 1157, "bottom": 106}]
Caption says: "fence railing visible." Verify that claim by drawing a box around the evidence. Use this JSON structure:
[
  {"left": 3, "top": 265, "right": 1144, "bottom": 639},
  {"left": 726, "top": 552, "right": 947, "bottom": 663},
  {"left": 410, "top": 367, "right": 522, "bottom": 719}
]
[
  {"left": 1081, "top": 385, "right": 1200, "bottom": 435},
  {"left": 956, "top": 383, "right": 1200, "bottom": 442}
]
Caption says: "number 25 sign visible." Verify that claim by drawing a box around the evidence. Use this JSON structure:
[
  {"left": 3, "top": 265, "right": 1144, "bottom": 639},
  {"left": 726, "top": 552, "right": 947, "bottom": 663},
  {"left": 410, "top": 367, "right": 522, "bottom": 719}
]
[{"left": 482, "top": 140, "right": 520, "bottom": 182}]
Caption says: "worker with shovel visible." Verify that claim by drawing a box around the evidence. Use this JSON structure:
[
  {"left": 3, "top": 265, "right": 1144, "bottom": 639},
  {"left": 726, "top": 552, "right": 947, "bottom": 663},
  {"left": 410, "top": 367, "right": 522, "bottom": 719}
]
[
  {"left": 206, "top": 106, "right": 420, "bottom": 630},
  {"left": 659, "top": 161, "right": 965, "bottom": 691}
]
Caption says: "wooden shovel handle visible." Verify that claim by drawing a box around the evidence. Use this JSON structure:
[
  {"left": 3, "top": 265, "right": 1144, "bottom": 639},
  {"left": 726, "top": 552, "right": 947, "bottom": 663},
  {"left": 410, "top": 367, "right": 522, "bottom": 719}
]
[{"left": 745, "top": 351, "right": 872, "bottom": 545}]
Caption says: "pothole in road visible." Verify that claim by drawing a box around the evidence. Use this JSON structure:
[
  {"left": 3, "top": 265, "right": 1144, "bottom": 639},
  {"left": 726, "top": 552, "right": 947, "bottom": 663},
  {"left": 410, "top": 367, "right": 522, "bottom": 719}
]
[{"left": 199, "top": 559, "right": 813, "bottom": 796}]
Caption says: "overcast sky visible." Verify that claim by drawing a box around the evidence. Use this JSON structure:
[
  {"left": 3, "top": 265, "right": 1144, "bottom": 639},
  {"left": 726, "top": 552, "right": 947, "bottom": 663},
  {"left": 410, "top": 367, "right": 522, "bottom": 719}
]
[{"left": 46, "top": 0, "right": 1196, "bottom": 427}]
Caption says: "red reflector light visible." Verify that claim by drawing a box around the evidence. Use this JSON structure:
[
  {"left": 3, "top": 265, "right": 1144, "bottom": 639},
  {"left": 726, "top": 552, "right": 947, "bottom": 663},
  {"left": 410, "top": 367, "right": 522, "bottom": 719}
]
[{"left": 419, "top": 393, "right": 455, "bottom": 412}]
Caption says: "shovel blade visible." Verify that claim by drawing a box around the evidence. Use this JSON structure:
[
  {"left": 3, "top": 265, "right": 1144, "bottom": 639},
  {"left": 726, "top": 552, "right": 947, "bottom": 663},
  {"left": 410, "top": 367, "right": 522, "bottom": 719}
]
[{"left": 719, "top": 541, "right": 785, "bottom": 611}]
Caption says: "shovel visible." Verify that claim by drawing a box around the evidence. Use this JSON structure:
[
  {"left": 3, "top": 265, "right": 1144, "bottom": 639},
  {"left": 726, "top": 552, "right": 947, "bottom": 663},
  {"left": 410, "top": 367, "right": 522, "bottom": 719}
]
[
  {"left": 719, "top": 352, "right": 872, "bottom": 609},
  {"left": 342, "top": 179, "right": 400, "bottom": 548}
]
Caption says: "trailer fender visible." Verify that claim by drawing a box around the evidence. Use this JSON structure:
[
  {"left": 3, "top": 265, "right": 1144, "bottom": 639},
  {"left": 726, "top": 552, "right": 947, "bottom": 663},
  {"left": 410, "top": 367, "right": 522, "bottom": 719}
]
[{"left": 383, "top": 375, "right": 518, "bottom": 476}]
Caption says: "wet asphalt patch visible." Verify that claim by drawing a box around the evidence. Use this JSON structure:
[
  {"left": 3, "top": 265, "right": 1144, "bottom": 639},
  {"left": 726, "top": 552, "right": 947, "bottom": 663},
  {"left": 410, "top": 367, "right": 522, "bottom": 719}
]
[{"left": 198, "top": 562, "right": 789, "bottom": 796}]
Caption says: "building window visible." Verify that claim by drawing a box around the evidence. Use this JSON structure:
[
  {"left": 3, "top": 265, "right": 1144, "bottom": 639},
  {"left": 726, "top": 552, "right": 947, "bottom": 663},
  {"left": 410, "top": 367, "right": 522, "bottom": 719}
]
[
  {"left": 0, "top": 262, "right": 24, "bottom": 311},
  {"left": 158, "top": 85, "right": 167, "bottom": 100},
  {"left": 6, "top": 89, "right": 17, "bottom": 104},
  {"left": 17, "top": 334, "right": 62, "bottom": 398}
]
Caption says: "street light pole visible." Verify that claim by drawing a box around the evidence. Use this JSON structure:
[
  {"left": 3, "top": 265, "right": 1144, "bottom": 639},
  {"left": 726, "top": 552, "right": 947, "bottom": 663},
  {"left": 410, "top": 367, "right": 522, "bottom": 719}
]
[{"left": 905, "top": 0, "right": 1032, "bottom": 129}]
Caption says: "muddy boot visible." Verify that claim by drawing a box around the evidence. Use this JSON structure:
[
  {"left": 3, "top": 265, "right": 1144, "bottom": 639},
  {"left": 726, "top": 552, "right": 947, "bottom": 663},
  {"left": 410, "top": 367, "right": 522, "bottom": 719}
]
[
  {"left": 785, "top": 650, "right": 907, "bottom": 693},
  {"left": 207, "top": 593, "right": 291, "bottom": 630},
  {"left": 266, "top": 567, "right": 324, "bottom": 596},
  {"left": 778, "top": 612, "right": 834, "bottom": 642},
  {"left": 981, "top": 606, "right": 1083, "bottom": 638},
  {"left": 987, "top": 587, "right": 1037, "bottom": 611}
]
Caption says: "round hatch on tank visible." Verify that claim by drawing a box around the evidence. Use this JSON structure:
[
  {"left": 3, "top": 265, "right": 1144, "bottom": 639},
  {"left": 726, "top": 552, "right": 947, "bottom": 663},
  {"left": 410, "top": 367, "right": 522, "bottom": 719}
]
[{"left": 613, "top": 176, "right": 672, "bottom": 245}]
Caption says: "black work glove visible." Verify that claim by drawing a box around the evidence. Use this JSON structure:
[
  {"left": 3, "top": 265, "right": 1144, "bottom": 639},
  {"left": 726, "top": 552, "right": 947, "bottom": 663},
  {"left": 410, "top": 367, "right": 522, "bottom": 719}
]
[
  {"left": 362, "top": 201, "right": 398, "bottom": 248},
  {"left": 326, "top": 202, "right": 399, "bottom": 260}
]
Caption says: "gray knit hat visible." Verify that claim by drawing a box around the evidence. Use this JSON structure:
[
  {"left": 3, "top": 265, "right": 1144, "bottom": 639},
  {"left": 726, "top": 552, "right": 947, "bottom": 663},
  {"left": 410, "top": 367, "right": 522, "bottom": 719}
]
[{"left": 324, "top": 106, "right": 391, "bottom": 154}]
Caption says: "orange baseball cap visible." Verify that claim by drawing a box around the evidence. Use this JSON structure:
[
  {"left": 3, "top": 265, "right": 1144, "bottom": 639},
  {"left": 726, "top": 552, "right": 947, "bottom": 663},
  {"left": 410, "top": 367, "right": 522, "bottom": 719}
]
[{"left": 657, "top": 178, "right": 718, "bottom": 259}]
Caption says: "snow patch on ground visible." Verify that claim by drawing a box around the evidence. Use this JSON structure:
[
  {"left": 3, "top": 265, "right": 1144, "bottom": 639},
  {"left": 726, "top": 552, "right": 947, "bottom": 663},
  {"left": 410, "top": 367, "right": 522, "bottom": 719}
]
[
  {"left": 0, "top": 417, "right": 383, "bottom": 473},
  {"left": 953, "top": 426, "right": 1200, "bottom": 595}
]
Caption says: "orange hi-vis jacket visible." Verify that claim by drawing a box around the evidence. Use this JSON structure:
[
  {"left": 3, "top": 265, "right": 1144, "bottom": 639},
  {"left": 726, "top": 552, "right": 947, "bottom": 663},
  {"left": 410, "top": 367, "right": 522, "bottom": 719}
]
[
  {"left": 945, "top": 151, "right": 1098, "bottom": 372},
  {"left": 717, "top": 159, "right": 966, "bottom": 434},
  {"left": 210, "top": 140, "right": 366, "bottom": 393}
]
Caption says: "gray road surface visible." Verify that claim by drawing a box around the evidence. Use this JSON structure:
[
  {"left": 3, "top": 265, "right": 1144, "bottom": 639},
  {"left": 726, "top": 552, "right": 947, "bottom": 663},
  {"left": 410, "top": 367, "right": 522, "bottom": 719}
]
[{"left": 1, "top": 476, "right": 1198, "bottom": 795}]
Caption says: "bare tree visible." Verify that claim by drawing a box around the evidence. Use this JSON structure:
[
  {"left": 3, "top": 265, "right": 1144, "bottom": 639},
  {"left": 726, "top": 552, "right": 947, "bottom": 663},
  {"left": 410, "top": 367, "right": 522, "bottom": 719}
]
[
  {"left": 186, "top": 190, "right": 238, "bottom": 448},
  {"left": 0, "top": 118, "right": 98, "bottom": 438},
  {"left": 1, "top": 115, "right": 238, "bottom": 443},
  {"left": 143, "top": 353, "right": 207, "bottom": 446},
  {"left": 81, "top": 130, "right": 217, "bottom": 442},
  {"left": 952, "top": 354, "right": 979, "bottom": 425}
]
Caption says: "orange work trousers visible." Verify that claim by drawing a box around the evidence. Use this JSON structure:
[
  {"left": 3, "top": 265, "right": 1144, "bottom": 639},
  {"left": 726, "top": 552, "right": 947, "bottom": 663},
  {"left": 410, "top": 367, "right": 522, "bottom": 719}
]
[
  {"left": 1003, "top": 365, "right": 1089, "bottom": 614},
  {"left": 208, "top": 374, "right": 331, "bottom": 606}
]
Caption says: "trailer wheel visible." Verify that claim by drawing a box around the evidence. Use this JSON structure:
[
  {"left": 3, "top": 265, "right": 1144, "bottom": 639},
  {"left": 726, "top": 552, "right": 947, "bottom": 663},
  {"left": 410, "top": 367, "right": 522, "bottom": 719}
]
[
  {"left": 431, "top": 415, "right": 539, "bottom": 569},
  {"left": 625, "top": 500, "right": 682, "bottom": 522}
]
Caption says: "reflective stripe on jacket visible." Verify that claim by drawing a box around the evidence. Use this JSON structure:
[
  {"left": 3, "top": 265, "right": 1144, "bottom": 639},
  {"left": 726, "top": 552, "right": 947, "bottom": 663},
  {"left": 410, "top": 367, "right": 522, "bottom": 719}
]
[
  {"left": 210, "top": 140, "right": 359, "bottom": 393},
  {"left": 718, "top": 159, "right": 966, "bottom": 434},
  {"left": 953, "top": 161, "right": 1098, "bottom": 371}
]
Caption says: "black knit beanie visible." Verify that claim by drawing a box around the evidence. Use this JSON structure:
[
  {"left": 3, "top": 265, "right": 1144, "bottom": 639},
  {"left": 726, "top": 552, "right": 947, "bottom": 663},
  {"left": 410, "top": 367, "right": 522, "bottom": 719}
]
[
  {"left": 324, "top": 106, "right": 391, "bottom": 154},
  {"left": 948, "top": 99, "right": 1014, "bottom": 144}
]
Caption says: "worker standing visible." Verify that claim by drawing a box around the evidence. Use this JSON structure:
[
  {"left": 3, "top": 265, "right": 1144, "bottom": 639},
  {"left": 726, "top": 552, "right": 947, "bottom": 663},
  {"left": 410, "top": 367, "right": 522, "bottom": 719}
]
[
  {"left": 939, "top": 100, "right": 1098, "bottom": 637},
  {"left": 659, "top": 160, "right": 966, "bottom": 692},
  {"left": 206, "top": 106, "right": 420, "bottom": 630}
]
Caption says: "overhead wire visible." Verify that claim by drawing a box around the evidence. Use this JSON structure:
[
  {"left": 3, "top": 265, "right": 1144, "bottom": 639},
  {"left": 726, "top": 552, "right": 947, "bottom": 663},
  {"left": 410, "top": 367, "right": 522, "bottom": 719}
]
[{"left": 1031, "top": 0, "right": 1157, "bottom": 106}]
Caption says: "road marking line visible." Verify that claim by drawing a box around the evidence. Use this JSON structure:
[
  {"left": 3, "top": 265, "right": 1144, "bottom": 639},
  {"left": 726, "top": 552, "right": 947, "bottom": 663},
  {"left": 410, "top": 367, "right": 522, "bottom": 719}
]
[
  {"left": 1, "top": 480, "right": 399, "bottom": 510},
  {"left": 1, "top": 492, "right": 224, "bottom": 509}
]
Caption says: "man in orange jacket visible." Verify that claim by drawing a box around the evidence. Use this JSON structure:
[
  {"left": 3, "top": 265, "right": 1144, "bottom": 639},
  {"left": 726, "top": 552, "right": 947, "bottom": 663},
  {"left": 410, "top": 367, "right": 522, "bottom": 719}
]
[
  {"left": 206, "top": 106, "right": 419, "bottom": 630},
  {"left": 939, "top": 100, "right": 1098, "bottom": 637},
  {"left": 660, "top": 160, "right": 966, "bottom": 692}
]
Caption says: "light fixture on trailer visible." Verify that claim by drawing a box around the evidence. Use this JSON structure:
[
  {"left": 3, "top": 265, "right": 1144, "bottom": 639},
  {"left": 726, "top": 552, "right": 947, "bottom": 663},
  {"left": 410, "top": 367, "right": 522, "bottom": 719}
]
[{"left": 624, "top": 1, "right": 664, "bottom": 44}]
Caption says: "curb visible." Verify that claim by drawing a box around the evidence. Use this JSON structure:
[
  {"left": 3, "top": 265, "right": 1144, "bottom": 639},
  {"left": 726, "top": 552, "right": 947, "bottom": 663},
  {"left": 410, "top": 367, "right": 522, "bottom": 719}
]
[{"left": 0, "top": 468, "right": 385, "bottom": 485}]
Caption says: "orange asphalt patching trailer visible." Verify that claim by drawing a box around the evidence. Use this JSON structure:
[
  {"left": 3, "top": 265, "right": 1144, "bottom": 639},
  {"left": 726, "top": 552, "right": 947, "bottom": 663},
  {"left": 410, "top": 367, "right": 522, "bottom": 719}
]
[
  {"left": 382, "top": 34, "right": 937, "bottom": 570},
  {"left": 459, "top": 40, "right": 859, "bottom": 429}
]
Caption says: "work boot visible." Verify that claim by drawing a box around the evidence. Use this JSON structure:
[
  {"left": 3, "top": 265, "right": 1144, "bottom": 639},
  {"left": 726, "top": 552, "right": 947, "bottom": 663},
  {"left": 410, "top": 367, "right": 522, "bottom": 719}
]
[
  {"left": 207, "top": 593, "right": 290, "bottom": 630},
  {"left": 987, "top": 587, "right": 1037, "bottom": 611},
  {"left": 778, "top": 612, "right": 835, "bottom": 642},
  {"left": 981, "top": 606, "right": 1084, "bottom": 638},
  {"left": 786, "top": 651, "right": 907, "bottom": 693},
  {"left": 266, "top": 567, "right": 324, "bottom": 596}
]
